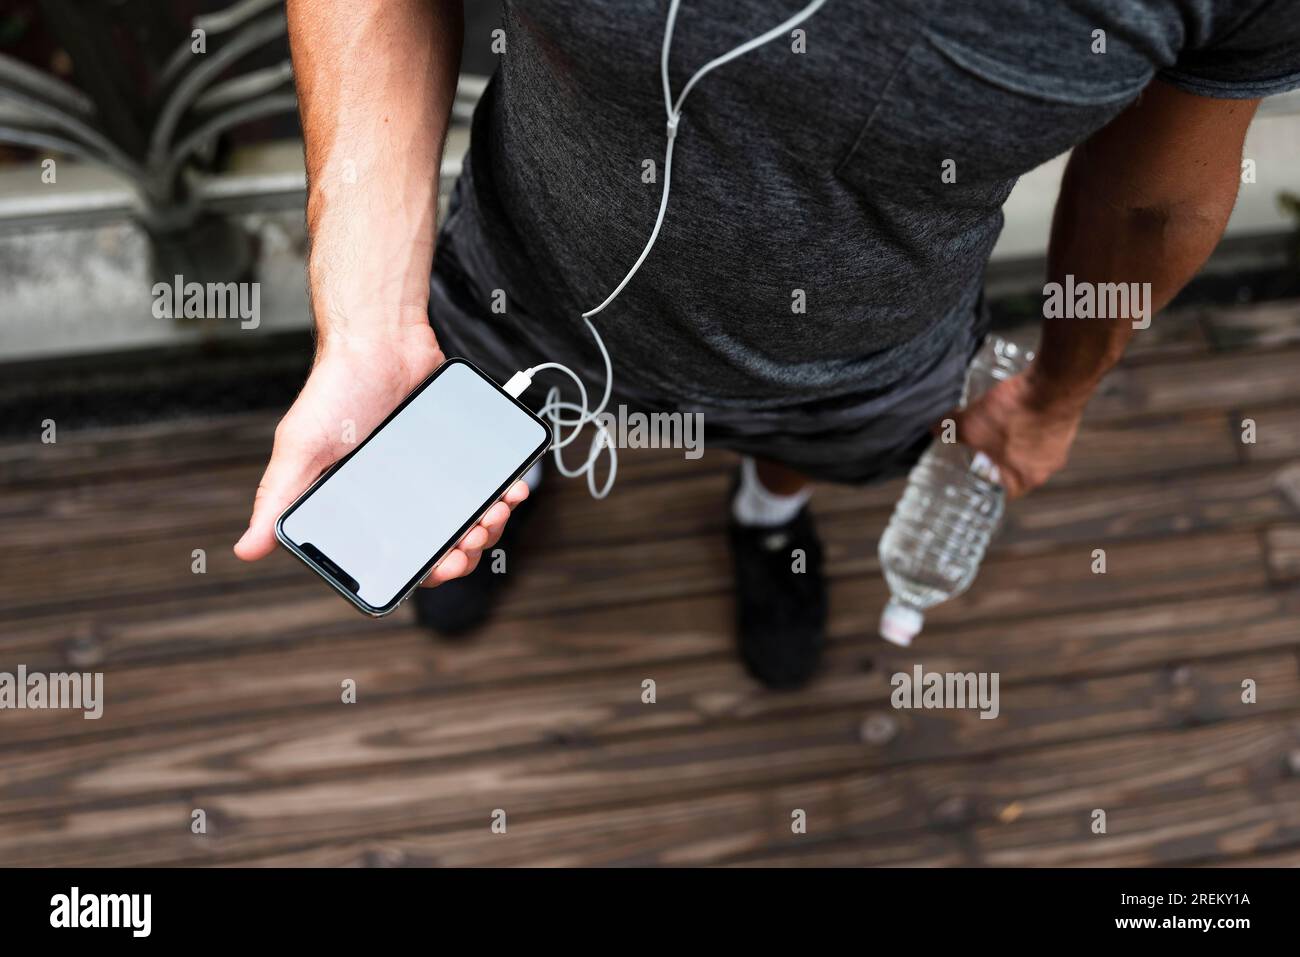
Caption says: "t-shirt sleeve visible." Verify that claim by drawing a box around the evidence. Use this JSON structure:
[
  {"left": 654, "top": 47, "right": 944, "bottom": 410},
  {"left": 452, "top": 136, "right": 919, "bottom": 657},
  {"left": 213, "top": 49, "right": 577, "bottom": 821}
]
[{"left": 1157, "top": 0, "right": 1300, "bottom": 99}]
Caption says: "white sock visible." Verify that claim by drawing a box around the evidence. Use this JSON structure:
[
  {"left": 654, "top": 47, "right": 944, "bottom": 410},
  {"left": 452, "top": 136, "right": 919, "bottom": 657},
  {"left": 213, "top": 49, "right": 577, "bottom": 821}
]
[
  {"left": 522, "top": 459, "right": 544, "bottom": 491},
  {"left": 731, "top": 456, "right": 812, "bottom": 527}
]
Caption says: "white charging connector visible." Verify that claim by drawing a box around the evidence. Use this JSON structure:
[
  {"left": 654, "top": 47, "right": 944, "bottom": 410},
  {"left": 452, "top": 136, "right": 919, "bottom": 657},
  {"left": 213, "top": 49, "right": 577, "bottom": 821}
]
[
  {"left": 505, "top": 0, "right": 831, "bottom": 500},
  {"left": 502, "top": 370, "right": 533, "bottom": 399}
]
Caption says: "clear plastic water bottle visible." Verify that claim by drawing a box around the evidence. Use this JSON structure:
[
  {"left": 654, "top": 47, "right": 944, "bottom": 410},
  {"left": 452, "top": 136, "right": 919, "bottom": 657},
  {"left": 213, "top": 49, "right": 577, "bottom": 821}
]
[{"left": 878, "top": 335, "right": 1033, "bottom": 646}]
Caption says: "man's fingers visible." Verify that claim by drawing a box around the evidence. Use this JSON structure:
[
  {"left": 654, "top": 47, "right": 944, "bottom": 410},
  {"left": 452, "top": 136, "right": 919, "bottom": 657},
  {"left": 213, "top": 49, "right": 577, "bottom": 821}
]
[
  {"left": 422, "top": 547, "right": 469, "bottom": 586},
  {"left": 997, "top": 469, "right": 1026, "bottom": 500},
  {"left": 479, "top": 500, "right": 512, "bottom": 532},
  {"left": 460, "top": 525, "right": 489, "bottom": 553},
  {"left": 418, "top": 492, "right": 524, "bottom": 589},
  {"left": 949, "top": 407, "right": 991, "bottom": 446},
  {"left": 937, "top": 407, "right": 1020, "bottom": 490},
  {"left": 487, "top": 482, "right": 529, "bottom": 547},
  {"left": 477, "top": 501, "right": 515, "bottom": 549},
  {"left": 234, "top": 439, "right": 322, "bottom": 562},
  {"left": 459, "top": 549, "right": 484, "bottom": 577}
]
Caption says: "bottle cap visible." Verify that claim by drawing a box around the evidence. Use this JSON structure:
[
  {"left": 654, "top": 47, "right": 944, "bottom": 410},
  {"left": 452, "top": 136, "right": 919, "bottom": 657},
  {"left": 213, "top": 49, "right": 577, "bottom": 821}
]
[{"left": 880, "top": 600, "right": 924, "bottom": 646}]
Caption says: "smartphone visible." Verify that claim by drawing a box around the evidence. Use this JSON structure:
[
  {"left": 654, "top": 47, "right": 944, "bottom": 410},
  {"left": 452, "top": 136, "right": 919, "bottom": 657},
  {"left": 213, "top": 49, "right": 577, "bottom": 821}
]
[{"left": 275, "top": 358, "right": 551, "bottom": 617}]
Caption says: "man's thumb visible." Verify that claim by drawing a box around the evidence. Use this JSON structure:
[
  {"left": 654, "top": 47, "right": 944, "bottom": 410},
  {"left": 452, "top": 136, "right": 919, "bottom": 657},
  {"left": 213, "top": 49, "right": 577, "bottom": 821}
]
[{"left": 234, "top": 444, "right": 321, "bottom": 561}]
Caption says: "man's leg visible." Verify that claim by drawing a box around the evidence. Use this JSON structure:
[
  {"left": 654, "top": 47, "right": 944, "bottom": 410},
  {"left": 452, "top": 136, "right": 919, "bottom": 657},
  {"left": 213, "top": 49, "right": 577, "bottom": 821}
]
[
  {"left": 728, "top": 456, "right": 828, "bottom": 690},
  {"left": 732, "top": 456, "right": 813, "bottom": 526},
  {"left": 753, "top": 458, "right": 811, "bottom": 496}
]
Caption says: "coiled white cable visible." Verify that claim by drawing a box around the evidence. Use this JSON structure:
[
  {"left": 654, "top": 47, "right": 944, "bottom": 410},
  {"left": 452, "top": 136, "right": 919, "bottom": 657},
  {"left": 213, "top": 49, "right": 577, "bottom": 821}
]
[{"left": 505, "top": 0, "right": 831, "bottom": 500}]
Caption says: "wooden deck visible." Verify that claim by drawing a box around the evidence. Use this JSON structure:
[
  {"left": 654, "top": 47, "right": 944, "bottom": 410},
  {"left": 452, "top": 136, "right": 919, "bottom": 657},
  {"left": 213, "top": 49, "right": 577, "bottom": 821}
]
[{"left": 2, "top": 303, "right": 1300, "bottom": 867}]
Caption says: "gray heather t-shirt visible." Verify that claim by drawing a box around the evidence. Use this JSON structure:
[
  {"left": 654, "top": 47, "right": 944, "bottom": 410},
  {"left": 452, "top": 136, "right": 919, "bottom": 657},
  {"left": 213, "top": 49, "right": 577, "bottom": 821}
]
[{"left": 441, "top": 0, "right": 1300, "bottom": 412}]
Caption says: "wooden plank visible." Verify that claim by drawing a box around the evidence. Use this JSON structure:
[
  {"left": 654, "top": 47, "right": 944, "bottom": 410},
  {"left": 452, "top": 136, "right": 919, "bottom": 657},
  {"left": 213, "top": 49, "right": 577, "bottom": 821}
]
[
  {"left": 1125, "top": 309, "right": 1213, "bottom": 360},
  {"left": 0, "top": 530, "right": 306, "bottom": 618},
  {"left": 975, "top": 781, "right": 1300, "bottom": 866},
  {"left": 1201, "top": 299, "right": 1300, "bottom": 351},
  {"left": 1000, "top": 311, "right": 1212, "bottom": 365},
  {"left": 235, "top": 823, "right": 969, "bottom": 869},
  {"left": 1240, "top": 404, "right": 1300, "bottom": 464},
  {"left": 0, "top": 414, "right": 274, "bottom": 488},
  {"left": 1264, "top": 525, "right": 1300, "bottom": 582},
  {"left": 230, "top": 774, "right": 950, "bottom": 867},
  {"left": 5, "top": 582, "right": 1298, "bottom": 750},
  {"left": 0, "top": 651, "right": 1292, "bottom": 864},
  {"left": 4, "top": 684, "right": 1293, "bottom": 868},
  {"left": 332, "top": 715, "right": 1300, "bottom": 869},
  {"left": 1087, "top": 347, "right": 1300, "bottom": 423},
  {"left": 914, "top": 529, "right": 1267, "bottom": 628},
  {"left": 907, "top": 588, "right": 1300, "bottom": 679},
  {"left": 733, "top": 784, "right": 1300, "bottom": 868},
  {"left": 267, "top": 716, "right": 1298, "bottom": 869},
  {"left": 0, "top": 581, "right": 381, "bottom": 668},
  {"left": 0, "top": 517, "right": 1276, "bottom": 684},
  {"left": 1, "top": 450, "right": 1288, "bottom": 619},
  {"left": 0, "top": 462, "right": 262, "bottom": 551},
  {"left": 1054, "top": 413, "right": 1238, "bottom": 482},
  {"left": 1209, "top": 845, "right": 1300, "bottom": 867},
  {"left": 998, "top": 461, "right": 1298, "bottom": 549},
  {"left": 0, "top": 461, "right": 1272, "bottom": 619}
]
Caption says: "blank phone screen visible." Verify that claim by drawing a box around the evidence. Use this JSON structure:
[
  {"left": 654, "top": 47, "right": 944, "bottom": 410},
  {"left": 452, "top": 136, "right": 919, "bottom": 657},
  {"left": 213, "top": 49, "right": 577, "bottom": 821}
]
[{"left": 278, "top": 360, "right": 550, "bottom": 611}]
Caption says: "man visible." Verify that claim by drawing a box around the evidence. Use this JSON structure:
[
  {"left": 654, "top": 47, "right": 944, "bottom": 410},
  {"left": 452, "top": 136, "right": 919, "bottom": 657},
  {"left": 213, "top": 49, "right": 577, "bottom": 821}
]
[{"left": 234, "top": 1, "right": 1300, "bottom": 688}]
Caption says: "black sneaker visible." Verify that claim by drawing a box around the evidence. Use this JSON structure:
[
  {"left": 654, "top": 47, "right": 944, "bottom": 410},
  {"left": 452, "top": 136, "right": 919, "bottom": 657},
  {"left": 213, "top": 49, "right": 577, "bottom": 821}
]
[
  {"left": 727, "top": 477, "right": 828, "bottom": 690},
  {"left": 412, "top": 484, "right": 539, "bottom": 638}
]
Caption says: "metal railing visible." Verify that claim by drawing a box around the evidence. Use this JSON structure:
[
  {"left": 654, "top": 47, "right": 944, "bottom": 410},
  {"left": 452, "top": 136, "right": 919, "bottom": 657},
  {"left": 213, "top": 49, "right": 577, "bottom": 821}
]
[{"left": 0, "top": 0, "right": 298, "bottom": 282}]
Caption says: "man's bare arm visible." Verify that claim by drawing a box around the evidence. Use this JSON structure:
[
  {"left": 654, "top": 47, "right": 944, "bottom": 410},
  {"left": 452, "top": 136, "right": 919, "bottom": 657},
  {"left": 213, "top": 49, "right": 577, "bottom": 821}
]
[
  {"left": 289, "top": 0, "right": 462, "bottom": 351},
  {"left": 236, "top": 0, "right": 528, "bottom": 582},
  {"left": 1032, "top": 79, "right": 1259, "bottom": 406},
  {"left": 955, "top": 81, "right": 1259, "bottom": 497}
]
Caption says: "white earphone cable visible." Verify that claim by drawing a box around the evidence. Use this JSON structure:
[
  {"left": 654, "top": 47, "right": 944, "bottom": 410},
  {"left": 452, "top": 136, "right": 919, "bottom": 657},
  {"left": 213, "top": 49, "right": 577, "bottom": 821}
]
[{"left": 505, "top": 0, "right": 831, "bottom": 499}]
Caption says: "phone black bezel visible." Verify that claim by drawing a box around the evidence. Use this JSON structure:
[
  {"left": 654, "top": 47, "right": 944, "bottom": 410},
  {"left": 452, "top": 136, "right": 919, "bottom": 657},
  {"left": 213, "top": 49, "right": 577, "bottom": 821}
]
[{"left": 274, "top": 357, "right": 552, "bottom": 618}]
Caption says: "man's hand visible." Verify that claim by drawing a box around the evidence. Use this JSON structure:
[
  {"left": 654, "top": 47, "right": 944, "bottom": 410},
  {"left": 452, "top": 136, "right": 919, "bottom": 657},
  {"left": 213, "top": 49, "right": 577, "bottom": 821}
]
[
  {"left": 957, "top": 80, "right": 1260, "bottom": 499},
  {"left": 233, "top": 325, "right": 530, "bottom": 587},
  {"left": 232, "top": 2, "right": 512, "bottom": 589},
  {"left": 948, "top": 369, "right": 1085, "bottom": 499}
]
